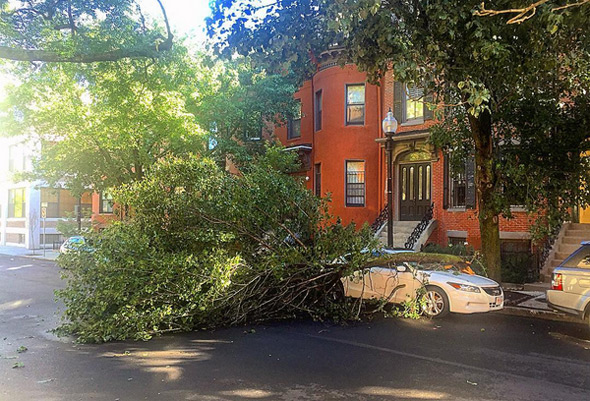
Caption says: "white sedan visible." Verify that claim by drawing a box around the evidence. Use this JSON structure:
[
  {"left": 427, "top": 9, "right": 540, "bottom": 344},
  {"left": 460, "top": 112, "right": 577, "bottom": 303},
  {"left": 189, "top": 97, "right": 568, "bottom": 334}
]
[{"left": 340, "top": 258, "right": 504, "bottom": 318}]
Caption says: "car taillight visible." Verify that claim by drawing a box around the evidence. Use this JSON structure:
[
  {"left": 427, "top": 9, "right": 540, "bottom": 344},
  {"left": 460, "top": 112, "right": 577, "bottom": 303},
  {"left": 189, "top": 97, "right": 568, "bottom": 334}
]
[{"left": 551, "top": 273, "right": 563, "bottom": 291}]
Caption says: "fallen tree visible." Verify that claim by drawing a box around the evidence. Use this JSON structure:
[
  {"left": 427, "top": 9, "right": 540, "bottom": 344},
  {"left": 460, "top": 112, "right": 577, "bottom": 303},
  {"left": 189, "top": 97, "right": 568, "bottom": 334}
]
[{"left": 55, "top": 148, "right": 378, "bottom": 342}]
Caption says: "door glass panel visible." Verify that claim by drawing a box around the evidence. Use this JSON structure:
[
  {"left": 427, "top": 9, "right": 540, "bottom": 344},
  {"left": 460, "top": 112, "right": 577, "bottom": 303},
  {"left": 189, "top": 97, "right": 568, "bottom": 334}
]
[
  {"left": 409, "top": 167, "right": 414, "bottom": 201},
  {"left": 426, "top": 165, "right": 431, "bottom": 200},
  {"left": 402, "top": 167, "right": 407, "bottom": 201},
  {"left": 418, "top": 166, "right": 423, "bottom": 200}
]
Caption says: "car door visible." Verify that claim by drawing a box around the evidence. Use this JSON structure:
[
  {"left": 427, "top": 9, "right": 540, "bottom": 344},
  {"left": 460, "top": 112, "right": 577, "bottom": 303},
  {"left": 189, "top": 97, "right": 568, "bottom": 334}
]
[
  {"left": 369, "top": 266, "right": 399, "bottom": 301},
  {"left": 343, "top": 268, "right": 379, "bottom": 299},
  {"left": 395, "top": 267, "right": 418, "bottom": 304}
]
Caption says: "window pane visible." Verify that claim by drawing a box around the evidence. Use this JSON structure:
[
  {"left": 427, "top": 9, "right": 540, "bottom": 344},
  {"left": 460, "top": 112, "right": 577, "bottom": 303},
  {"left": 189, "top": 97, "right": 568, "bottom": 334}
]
[
  {"left": 561, "top": 246, "right": 590, "bottom": 269},
  {"left": 426, "top": 165, "right": 431, "bottom": 200},
  {"left": 418, "top": 166, "right": 423, "bottom": 200},
  {"left": 9, "top": 188, "right": 26, "bottom": 218},
  {"left": 101, "top": 192, "right": 114, "bottom": 213},
  {"left": 315, "top": 91, "right": 322, "bottom": 131},
  {"left": 58, "top": 189, "right": 78, "bottom": 217},
  {"left": 409, "top": 167, "right": 415, "bottom": 201},
  {"left": 402, "top": 168, "right": 407, "bottom": 201},
  {"left": 288, "top": 101, "right": 302, "bottom": 139},
  {"left": 405, "top": 86, "right": 424, "bottom": 120},
  {"left": 347, "top": 105, "right": 365, "bottom": 124},
  {"left": 347, "top": 85, "right": 365, "bottom": 104}
]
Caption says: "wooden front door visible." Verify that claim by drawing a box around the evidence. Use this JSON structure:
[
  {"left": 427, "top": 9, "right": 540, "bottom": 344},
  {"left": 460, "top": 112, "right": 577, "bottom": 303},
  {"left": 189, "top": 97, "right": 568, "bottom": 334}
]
[{"left": 399, "top": 163, "right": 431, "bottom": 221}]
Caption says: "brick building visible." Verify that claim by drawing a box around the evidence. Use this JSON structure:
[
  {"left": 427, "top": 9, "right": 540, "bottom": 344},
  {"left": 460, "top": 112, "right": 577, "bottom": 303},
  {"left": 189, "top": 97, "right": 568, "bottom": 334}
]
[{"left": 273, "top": 50, "right": 533, "bottom": 254}]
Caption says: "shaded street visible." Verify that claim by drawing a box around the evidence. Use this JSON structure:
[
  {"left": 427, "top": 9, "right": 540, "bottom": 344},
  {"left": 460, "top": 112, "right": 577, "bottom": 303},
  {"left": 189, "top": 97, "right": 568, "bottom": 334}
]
[{"left": 1, "top": 254, "right": 590, "bottom": 401}]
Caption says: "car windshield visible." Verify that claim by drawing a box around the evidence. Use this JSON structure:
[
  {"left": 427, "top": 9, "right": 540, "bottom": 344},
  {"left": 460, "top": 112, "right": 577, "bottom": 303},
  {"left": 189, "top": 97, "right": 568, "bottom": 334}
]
[
  {"left": 400, "top": 261, "right": 474, "bottom": 274},
  {"left": 561, "top": 245, "right": 590, "bottom": 269}
]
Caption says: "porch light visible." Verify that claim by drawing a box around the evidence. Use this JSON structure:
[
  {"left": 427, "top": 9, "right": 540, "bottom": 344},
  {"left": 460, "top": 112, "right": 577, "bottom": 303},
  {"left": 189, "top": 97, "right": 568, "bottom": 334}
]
[
  {"left": 382, "top": 108, "right": 398, "bottom": 248},
  {"left": 382, "top": 109, "right": 398, "bottom": 136}
]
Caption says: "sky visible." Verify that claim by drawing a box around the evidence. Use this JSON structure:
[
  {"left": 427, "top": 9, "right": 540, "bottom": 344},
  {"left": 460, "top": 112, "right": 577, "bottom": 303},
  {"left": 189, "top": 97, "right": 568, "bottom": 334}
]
[{"left": 138, "top": 0, "right": 213, "bottom": 47}]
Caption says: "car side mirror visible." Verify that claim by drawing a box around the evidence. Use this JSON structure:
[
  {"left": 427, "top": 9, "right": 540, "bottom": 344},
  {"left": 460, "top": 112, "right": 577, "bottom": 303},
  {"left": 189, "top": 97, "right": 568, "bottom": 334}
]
[{"left": 396, "top": 265, "right": 407, "bottom": 273}]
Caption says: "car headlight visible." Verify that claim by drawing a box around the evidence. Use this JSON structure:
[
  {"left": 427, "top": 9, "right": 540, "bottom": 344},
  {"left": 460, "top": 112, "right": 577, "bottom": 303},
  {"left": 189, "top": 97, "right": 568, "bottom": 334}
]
[{"left": 447, "top": 282, "right": 481, "bottom": 293}]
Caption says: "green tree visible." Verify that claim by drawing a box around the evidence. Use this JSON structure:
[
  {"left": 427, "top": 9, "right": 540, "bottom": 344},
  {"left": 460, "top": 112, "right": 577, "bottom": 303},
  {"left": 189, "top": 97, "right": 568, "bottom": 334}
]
[
  {"left": 2, "top": 46, "right": 205, "bottom": 193},
  {"left": 184, "top": 56, "right": 300, "bottom": 168},
  {"left": 1, "top": 49, "right": 299, "bottom": 194},
  {"left": 208, "top": 0, "right": 590, "bottom": 281},
  {"left": 0, "top": 0, "right": 173, "bottom": 62},
  {"left": 56, "top": 149, "right": 377, "bottom": 342}
]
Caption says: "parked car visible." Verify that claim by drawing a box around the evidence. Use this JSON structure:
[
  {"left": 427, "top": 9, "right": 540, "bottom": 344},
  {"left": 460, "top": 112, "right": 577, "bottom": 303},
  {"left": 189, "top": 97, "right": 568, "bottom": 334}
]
[
  {"left": 546, "top": 241, "right": 590, "bottom": 328},
  {"left": 340, "top": 253, "right": 504, "bottom": 318},
  {"left": 59, "top": 236, "right": 91, "bottom": 254}
]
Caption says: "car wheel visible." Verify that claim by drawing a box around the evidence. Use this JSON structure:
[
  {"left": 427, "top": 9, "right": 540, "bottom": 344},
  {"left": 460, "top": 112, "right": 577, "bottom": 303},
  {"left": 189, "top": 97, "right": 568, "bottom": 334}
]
[{"left": 421, "top": 286, "right": 450, "bottom": 318}]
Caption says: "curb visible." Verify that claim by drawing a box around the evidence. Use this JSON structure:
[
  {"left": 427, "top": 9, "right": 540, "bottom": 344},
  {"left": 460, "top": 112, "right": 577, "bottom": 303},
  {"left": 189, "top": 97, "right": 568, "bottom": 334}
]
[
  {"left": 24, "top": 255, "right": 59, "bottom": 262},
  {"left": 0, "top": 252, "right": 58, "bottom": 262},
  {"left": 500, "top": 305, "right": 581, "bottom": 324}
]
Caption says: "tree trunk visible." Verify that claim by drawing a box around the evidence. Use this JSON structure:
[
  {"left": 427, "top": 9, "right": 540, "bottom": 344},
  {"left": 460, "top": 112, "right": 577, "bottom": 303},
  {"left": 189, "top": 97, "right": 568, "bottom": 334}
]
[{"left": 469, "top": 109, "right": 502, "bottom": 282}]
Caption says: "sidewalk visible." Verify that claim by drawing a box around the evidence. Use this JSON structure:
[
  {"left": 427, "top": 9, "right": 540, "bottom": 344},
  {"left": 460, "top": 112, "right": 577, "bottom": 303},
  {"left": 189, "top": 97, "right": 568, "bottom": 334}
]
[
  {"left": 0, "top": 245, "right": 60, "bottom": 261},
  {"left": 501, "top": 282, "right": 580, "bottom": 323}
]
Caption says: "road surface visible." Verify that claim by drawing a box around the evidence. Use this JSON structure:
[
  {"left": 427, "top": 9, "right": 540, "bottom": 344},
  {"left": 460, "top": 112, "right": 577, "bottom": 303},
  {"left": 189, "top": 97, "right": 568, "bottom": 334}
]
[{"left": 1, "top": 254, "right": 589, "bottom": 400}]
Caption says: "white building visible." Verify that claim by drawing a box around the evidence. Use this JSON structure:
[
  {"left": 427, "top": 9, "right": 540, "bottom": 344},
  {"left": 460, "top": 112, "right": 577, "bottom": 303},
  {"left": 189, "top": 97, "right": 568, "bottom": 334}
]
[{"left": 0, "top": 136, "right": 91, "bottom": 249}]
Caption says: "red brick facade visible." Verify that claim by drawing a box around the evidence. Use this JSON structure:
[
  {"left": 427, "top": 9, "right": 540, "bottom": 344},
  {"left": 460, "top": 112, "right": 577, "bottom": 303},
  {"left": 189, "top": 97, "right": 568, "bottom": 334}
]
[{"left": 275, "top": 62, "right": 533, "bottom": 249}]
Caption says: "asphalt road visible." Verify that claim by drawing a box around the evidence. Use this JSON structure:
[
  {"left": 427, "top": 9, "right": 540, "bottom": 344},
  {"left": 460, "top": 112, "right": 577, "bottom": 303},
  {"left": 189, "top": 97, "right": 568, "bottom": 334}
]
[{"left": 1, "top": 254, "right": 590, "bottom": 401}]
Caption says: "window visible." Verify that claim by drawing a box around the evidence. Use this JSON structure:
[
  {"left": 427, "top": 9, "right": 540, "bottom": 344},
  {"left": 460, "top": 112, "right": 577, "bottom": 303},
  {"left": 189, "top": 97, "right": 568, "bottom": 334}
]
[
  {"left": 287, "top": 100, "right": 302, "bottom": 139},
  {"left": 346, "top": 161, "right": 365, "bottom": 207},
  {"left": 314, "top": 163, "right": 321, "bottom": 197},
  {"left": 444, "top": 153, "right": 474, "bottom": 209},
  {"left": 41, "top": 189, "right": 92, "bottom": 218},
  {"left": 448, "top": 236, "right": 467, "bottom": 247},
  {"left": 100, "top": 192, "right": 114, "bottom": 214},
  {"left": 450, "top": 169, "right": 466, "bottom": 208},
  {"left": 562, "top": 245, "right": 590, "bottom": 269},
  {"left": 8, "top": 188, "right": 26, "bottom": 218},
  {"left": 39, "top": 233, "right": 63, "bottom": 245},
  {"left": 315, "top": 90, "right": 323, "bottom": 131},
  {"left": 8, "top": 144, "right": 26, "bottom": 172},
  {"left": 404, "top": 85, "right": 424, "bottom": 122},
  {"left": 346, "top": 84, "right": 365, "bottom": 125}
]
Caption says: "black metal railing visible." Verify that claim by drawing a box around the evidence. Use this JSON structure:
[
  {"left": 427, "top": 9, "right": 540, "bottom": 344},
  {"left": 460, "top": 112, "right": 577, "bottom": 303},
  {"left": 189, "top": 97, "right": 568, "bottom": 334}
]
[
  {"left": 404, "top": 203, "right": 435, "bottom": 250},
  {"left": 371, "top": 205, "right": 389, "bottom": 234}
]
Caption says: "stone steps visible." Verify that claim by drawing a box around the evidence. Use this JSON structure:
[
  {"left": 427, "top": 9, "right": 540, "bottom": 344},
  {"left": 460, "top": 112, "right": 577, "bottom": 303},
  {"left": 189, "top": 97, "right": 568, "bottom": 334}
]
[
  {"left": 378, "top": 221, "right": 421, "bottom": 248},
  {"left": 544, "top": 223, "right": 590, "bottom": 277},
  {"left": 561, "top": 236, "right": 589, "bottom": 245}
]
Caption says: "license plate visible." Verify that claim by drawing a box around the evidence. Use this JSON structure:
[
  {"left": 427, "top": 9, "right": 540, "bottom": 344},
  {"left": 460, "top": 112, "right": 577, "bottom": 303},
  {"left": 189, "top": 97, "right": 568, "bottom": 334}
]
[{"left": 495, "top": 296, "right": 503, "bottom": 305}]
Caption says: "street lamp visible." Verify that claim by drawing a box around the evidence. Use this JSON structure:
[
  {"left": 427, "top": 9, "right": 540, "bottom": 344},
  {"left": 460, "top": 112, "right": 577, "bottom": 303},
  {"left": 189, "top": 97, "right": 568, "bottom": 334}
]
[{"left": 382, "top": 109, "right": 398, "bottom": 248}]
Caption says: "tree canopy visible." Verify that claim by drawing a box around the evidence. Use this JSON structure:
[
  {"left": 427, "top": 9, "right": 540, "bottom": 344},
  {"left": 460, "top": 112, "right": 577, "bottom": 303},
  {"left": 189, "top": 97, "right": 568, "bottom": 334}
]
[
  {"left": 0, "top": 0, "right": 173, "bottom": 63},
  {"left": 208, "top": 0, "right": 590, "bottom": 280},
  {"left": 1, "top": 42, "right": 298, "bottom": 194}
]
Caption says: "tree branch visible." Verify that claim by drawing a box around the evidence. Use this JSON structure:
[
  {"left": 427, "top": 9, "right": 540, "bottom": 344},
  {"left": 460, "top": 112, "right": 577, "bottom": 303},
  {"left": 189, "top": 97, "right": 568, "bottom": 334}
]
[
  {"left": 475, "top": 0, "right": 590, "bottom": 24},
  {"left": 0, "top": 0, "right": 174, "bottom": 63},
  {"left": 0, "top": 41, "right": 173, "bottom": 62}
]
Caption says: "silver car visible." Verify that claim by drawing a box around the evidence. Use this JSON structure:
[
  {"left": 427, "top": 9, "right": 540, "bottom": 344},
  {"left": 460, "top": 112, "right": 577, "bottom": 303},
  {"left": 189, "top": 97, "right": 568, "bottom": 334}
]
[{"left": 547, "top": 241, "right": 590, "bottom": 328}]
